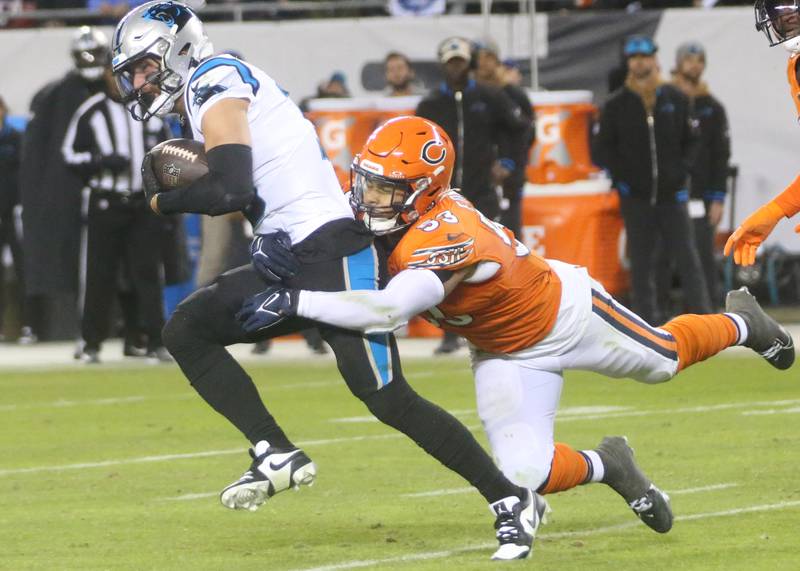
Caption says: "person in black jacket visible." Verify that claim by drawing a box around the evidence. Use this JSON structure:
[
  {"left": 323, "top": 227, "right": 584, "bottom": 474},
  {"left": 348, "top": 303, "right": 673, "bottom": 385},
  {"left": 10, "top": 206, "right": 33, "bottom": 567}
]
[
  {"left": 474, "top": 39, "right": 536, "bottom": 239},
  {"left": 417, "top": 37, "right": 527, "bottom": 354},
  {"left": 671, "top": 42, "right": 730, "bottom": 308},
  {"left": 417, "top": 37, "right": 527, "bottom": 223},
  {"left": 593, "top": 35, "right": 711, "bottom": 325},
  {"left": 19, "top": 26, "right": 111, "bottom": 341}
]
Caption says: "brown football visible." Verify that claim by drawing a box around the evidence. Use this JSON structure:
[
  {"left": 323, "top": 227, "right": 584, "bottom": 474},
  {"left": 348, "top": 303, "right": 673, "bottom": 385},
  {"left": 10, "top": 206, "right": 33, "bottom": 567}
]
[{"left": 148, "top": 138, "right": 208, "bottom": 190}]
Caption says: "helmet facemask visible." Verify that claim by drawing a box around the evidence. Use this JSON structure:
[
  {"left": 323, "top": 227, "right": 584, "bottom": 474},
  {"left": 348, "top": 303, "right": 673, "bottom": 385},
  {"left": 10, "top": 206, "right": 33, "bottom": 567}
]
[
  {"left": 756, "top": 0, "right": 800, "bottom": 50},
  {"left": 350, "top": 163, "right": 431, "bottom": 235},
  {"left": 113, "top": 38, "right": 183, "bottom": 120}
]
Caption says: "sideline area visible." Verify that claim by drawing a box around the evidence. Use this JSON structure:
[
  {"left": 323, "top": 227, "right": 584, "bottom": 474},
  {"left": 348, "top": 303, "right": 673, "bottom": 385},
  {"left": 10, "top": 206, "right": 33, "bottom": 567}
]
[
  {"left": 2, "top": 324, "right": 798, "bottom": 370},
  {"left": 0, "top": 336, "right": 468, "bottom": 369}
]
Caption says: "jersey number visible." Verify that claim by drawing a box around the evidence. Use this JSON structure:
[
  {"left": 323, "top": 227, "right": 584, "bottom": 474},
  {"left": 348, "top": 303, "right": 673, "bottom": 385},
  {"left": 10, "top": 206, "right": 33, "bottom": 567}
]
[
  {"left": 418, "top": 210, "right": 460, "bottom": 232},
  {"left": 425, "top": 305, "right": 473, "bottom": 327}
]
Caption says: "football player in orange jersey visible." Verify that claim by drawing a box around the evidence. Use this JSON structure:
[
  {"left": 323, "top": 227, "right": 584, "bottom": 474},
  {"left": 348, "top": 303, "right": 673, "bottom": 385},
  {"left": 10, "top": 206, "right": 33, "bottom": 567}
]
[
  {"left": 237, "top": 116, "right": 795, "bottom": 556},
  {"left": 725, "top": 0, "right": 800, "bottom": 265}
]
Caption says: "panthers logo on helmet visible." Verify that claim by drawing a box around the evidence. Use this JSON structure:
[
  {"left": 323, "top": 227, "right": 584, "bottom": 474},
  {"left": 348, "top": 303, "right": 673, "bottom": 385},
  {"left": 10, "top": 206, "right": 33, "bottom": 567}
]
[
  {"left": 421, "top": 140, "right": 447, "bottom": 166},
  {"left": 143, "top": 3, "right": 192, "bottom": 29}
]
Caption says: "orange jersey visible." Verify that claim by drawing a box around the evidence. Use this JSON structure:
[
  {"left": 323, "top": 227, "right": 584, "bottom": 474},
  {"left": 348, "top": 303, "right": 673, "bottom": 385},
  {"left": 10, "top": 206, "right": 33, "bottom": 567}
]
[
  {"left": 388, "top": 191, "right": 562, "bottom": 354},
  {"left": 788, "top": 52, "right": 800, "bottom": 121}
]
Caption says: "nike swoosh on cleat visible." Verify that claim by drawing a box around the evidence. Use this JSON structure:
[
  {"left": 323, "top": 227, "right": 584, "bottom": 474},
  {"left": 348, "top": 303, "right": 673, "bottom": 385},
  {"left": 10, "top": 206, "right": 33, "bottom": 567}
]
[{"left": 268, "top": 450, "right": 302, "bottom": 472}]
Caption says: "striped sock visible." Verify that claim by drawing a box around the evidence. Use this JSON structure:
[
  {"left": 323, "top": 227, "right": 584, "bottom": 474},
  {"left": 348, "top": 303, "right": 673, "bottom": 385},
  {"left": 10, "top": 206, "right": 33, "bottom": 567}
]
[{"left": 724, "top": 312, "right": 749, "bottom": 345}]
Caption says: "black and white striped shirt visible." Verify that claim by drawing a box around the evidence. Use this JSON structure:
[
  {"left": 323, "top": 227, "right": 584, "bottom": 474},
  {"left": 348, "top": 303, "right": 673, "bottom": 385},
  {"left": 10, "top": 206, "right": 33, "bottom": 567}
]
[{"left": 62, "top": 91, "right": 171, "bottom": 193}]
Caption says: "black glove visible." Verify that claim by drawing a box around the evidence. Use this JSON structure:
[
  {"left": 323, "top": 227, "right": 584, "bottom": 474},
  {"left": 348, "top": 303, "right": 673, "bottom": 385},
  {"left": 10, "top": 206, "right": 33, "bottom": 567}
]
[
  {"left": 141, "top": 153, "right": 162, "bottom": 203},
  {"left": 250, "top": 231, "right": 299, "bottom": 283},
  {"left": 95, "top": 153, "right": 130, "bottom": 175},
  {"left": 235, "top": 286, "right": 299, "bottom": 333}
]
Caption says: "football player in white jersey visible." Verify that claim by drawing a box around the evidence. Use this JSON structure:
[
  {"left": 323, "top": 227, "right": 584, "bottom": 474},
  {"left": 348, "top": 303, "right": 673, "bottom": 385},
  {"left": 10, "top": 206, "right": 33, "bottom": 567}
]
[{"left": 111, "top": 1, "right": 539, "bottom": 560}]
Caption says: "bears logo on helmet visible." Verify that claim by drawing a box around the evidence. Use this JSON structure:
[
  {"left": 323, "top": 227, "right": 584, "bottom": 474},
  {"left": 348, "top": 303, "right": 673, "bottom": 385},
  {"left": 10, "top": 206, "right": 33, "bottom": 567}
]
[{"left": 421, "top": 140, "right": 447, "bottom": 166}]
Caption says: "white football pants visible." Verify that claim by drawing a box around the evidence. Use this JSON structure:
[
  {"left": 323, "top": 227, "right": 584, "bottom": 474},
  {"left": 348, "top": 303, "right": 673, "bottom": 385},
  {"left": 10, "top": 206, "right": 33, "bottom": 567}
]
[{"left": 471, "top": 261, "right": 680, "bottom": 490}]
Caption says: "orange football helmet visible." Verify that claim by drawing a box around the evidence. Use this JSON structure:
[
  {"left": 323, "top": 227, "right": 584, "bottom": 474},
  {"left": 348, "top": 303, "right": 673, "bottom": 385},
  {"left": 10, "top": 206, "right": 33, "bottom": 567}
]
[{"left": 350, "top": 115, "right": 455, "bottom": 234}]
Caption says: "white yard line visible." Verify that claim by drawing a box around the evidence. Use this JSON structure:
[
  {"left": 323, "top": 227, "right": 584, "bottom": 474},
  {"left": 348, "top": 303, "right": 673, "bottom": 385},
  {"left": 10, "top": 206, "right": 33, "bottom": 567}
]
[
  {"left": 742, "top": 407, "right": 800, "bottom": 416},
  {"left": 332, "top": 405, "right": 636, "bottom": 424},
  {"left": 290, "top": 500, "right": 800, "bottom": 571},
  {"left": 163, "top": 492, "right": 219, "bottom": 501},
  {"left": 0, "top": 396, "right": 147, "bottom": 412},
  {"left": 556, "top": 399, "right": 800, "bottom": 423},
  {"left": 331, "top": 409, "right": 475, "bottom": 424},
  {"left": 670, "top": 483, "right": 738, "bottom": 495},
  {"left": 0, "top": 433, "right": 404, "bottom": 477},
  {"left": 332, "top": 398, "right": 800, "bottom": 425},
  {"left": 402, "top": 482, "right": 738, "bottom": 500},
  {"left": 401, "top": 487, "right": 474, "bottom": 498},
  {"left": 0, "top": 380, "right": 345, "bottom": 413}
]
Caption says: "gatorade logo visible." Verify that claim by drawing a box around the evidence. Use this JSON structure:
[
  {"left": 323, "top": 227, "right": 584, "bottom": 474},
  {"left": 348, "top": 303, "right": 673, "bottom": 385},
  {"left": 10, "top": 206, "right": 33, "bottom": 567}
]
[{"left": 421, "top": 140, "right": 447, "bottom": 165}]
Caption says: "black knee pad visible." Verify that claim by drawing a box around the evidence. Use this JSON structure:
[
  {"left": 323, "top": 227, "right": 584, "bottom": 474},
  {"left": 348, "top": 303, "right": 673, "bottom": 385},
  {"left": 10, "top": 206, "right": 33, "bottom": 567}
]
[
  {"left": 360, "top": 377, "right": 418, "bottom": 427},
  {"left": 161, "top": 309, "right": 198, "bottom": 356}
]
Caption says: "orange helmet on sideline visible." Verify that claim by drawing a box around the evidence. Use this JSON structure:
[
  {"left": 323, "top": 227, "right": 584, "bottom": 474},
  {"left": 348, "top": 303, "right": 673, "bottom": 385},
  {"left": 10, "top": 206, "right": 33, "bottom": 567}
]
[{"left": 350, "top": 115, "right": 455, "bottom": 234}]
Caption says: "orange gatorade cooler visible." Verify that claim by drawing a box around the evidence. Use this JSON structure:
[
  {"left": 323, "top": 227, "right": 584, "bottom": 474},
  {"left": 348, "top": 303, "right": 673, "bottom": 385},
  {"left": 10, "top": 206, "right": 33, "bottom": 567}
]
[
  {"left": 520, "top": 178, "right": 628, "bottom": 296},
  {"left": 528, "top": 90, "right": 599, "bottom": 184},
  {"left": 305, "top": 97, "right": 418, "bottom": 189}
]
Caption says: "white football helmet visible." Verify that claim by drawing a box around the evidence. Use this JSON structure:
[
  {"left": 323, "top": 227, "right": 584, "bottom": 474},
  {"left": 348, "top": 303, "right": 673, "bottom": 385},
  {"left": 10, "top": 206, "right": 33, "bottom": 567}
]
[
  {"left": 755, "top": 0, "right": 800, "bottom": 53},
  {"left": 71, "top": 26, "right": 110, "bottom": 81},
  {"left": 111, "top": 1, "right": 213, "bottom": 120}
]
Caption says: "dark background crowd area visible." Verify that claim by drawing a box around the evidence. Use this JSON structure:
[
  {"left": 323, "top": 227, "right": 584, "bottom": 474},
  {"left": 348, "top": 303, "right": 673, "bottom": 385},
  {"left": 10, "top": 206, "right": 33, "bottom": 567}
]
[{"left": 0, "top": 0, "right": 755, "bottom": 29}]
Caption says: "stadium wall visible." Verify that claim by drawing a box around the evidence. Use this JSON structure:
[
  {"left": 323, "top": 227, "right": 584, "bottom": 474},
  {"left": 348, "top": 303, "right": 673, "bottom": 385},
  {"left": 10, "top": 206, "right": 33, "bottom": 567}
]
[{"left": 1, "top": 7, "right": 797, "bottom": 251}]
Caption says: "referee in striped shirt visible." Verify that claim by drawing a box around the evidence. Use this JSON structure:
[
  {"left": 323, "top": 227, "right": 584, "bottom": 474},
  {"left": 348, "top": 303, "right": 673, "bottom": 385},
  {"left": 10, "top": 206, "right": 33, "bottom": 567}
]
[{"left": 62, "top": 56, "right": 172, "bottom": 364}]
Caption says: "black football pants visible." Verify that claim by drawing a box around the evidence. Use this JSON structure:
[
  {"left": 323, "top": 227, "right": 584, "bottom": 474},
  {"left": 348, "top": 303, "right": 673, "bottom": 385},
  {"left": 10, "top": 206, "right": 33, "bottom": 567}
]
[
  {"left": 620, "top": 197, "right": 712, "bottom": 325},
  {"left": 80, "top": 192, "right": 165, "bottom": 352}
]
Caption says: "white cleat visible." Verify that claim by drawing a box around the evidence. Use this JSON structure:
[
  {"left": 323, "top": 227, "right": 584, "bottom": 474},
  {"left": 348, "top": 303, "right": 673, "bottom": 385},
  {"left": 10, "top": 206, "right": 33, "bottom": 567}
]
[
  {"left": 220, "top": 440, "right": 316, "bottom": 511},
  {"left": 489, "top": 490, "right": 548, "bottom": 561}
]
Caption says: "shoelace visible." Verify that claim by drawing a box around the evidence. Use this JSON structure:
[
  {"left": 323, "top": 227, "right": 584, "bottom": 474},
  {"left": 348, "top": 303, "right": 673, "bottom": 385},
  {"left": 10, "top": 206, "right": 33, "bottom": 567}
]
[
  {"left": 629, "top": 494, "right": 654, "bottom": 514},
  {"left": 495, "top": 512, "right": 522, "bottom": 542},
  {"left": 761, "top": 337, "right": 791, "bottom": 360}
]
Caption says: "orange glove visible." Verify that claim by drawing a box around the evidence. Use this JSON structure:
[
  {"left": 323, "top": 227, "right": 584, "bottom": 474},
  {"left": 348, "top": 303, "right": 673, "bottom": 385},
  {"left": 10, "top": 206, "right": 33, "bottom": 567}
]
[{"left": 723, "top": 201, "right": 785, "bottom": 266}]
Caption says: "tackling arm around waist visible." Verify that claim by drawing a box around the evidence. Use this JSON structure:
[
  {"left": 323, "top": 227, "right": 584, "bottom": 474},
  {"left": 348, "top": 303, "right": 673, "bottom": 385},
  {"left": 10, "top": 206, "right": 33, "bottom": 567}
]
[
  {"left": 295, "top": 262, "right": 498, "bottom": 334},
  {"left": 296, "top": 268, "right": 446, "bottom": 334}
]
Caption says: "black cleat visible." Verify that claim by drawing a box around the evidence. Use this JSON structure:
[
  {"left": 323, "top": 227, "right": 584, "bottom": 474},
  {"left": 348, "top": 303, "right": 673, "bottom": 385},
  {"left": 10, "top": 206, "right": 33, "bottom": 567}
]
[
  {"left": 489, "top": 490, "right": 549, "bottom": 561},
  {"left": 596, "top": 436, "right": 673, "bottom": 533},
  {"left": 726, "top": 287, "right": 794, "bottom": 370},
  {"left": 433, "top": 334, "right": 462, "bottom": 355},
  {"left": 220, "top": 440, "right": 316, "bottom": 511}
]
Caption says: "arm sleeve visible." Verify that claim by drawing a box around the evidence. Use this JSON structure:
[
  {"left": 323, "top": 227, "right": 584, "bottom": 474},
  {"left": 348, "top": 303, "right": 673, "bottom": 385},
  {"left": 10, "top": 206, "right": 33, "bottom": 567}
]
[
  {"left": 296, "top": 268, "right": 446, "bottom": 334},
  {"left": 155, "top": 143, "right": 256, "bottom": 216},
  {"left": 772, "top": 174, "right": 800, "bottom": 218}
]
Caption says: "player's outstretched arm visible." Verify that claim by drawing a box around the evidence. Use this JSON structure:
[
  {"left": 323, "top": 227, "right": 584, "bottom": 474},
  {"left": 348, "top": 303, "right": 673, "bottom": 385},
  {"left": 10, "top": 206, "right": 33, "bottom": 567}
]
[
  {"left": 154, "top": 99, "right": 255, "bottom": 216},
  {"left": 724, "top": 173, "right": 800, "bottom": 266},
  {"left": 296, "top": 269, "right": 453, "bottom": 334},
  {"left": 236, "top": 269, "right": 459, "bottom": 334}
]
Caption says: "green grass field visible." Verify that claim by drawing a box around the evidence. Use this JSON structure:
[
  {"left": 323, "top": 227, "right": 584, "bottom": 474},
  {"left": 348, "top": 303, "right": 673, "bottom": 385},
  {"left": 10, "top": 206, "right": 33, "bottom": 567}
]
[{"left": 1, "top": 355, "right": 798, "bottom": 570}]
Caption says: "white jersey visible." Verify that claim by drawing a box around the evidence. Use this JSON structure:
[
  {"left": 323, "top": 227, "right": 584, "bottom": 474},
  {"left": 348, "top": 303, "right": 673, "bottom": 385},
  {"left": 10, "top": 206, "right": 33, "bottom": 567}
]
[{"left": 183, "top": 54, "right": 353, "bottom": 244}]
